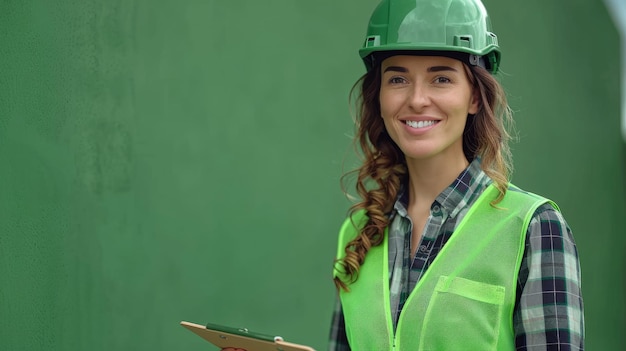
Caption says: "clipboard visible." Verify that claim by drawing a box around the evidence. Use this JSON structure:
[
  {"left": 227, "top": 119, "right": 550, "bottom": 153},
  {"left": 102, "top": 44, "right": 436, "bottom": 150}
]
[{"left": 180, "top": 321, "right": 316, "bottom": 351}]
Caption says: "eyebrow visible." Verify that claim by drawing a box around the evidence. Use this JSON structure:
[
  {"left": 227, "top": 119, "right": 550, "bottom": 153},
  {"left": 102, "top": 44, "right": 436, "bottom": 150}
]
[
  {"left": 383, "top": 66, "right": 408, "bottom": 73},
  {"left": 382, "top": 65, "right": 458, "bottom": 73},
  {"left": 427, "top": 66, "right": 458, "bottom": 73}
]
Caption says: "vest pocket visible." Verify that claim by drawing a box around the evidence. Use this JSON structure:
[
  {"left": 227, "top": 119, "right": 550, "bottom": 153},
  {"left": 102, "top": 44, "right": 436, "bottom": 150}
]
[{"left": 419, "top": 275, "right": 505, "bottom": 350}]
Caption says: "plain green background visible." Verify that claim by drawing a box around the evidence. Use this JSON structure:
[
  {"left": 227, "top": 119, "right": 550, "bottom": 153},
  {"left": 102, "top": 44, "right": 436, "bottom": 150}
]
[{"left": 0, "top": 0, "right": 624, "bottom": 350}]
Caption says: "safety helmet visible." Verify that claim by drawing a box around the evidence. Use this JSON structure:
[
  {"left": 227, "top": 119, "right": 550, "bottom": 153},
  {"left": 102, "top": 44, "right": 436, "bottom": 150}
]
[{"left": 359, "top": 0, "right": 501, "bottom": 74}]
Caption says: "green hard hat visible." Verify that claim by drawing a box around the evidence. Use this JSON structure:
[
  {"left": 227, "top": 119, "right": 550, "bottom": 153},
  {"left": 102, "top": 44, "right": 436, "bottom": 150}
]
[{"left": 359, "top": 0, "right": 501, "bottom": 74}]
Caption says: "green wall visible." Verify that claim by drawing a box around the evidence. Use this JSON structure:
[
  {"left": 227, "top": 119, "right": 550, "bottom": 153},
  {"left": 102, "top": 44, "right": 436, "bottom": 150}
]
[{"left": 1, "top": 1, "right": 623, "bottom": 350}]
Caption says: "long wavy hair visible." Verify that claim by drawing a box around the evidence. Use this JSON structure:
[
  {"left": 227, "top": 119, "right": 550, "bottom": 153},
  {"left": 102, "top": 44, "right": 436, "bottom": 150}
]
[{"left": 334, "top": 57, "right": 514, "bottom": 292}]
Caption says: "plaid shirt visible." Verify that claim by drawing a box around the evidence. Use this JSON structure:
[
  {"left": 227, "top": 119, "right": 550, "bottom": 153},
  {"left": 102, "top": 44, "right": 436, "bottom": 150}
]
[{"left": 329, "top": 159, "right": 584, "bottom": 350}]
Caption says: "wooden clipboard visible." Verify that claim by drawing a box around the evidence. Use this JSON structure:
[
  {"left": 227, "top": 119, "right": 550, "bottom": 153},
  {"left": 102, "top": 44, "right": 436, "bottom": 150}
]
[{"left": 180, "top": 321, "right": 316, "bottom": 351}]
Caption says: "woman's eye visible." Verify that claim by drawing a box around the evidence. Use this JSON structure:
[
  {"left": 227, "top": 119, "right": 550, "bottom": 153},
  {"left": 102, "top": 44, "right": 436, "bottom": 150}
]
[
  {"left": 433, "top": 76, "right": 451, "bottom": 84},
  {"left": 389, "top": 77, "right": 406, "bottom": 84}
]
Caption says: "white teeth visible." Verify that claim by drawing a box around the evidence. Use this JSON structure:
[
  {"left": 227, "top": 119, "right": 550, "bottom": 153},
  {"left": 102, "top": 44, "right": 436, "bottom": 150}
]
[{"left": 405, "top": 120, "right": 436, "bottom": 129}]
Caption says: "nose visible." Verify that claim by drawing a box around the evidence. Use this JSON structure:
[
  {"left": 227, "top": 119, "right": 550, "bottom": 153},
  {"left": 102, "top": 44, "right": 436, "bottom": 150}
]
[{"left": 407, "top": 83, "right": 430, "bottom": 111}]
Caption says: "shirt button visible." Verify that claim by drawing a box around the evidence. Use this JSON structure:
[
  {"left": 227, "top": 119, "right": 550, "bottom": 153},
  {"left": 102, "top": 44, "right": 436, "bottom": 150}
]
[
  {"left": 419, "top": 245, "right": 428, "bottom": 253},
  {"left": 432, "top": 205, "right": 441, "bottom": 213}
]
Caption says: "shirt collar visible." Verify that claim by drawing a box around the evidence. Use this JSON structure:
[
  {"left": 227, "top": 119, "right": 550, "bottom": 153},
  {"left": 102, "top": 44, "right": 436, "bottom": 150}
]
[{"left": 392, "top": 158, "right": 492, "bottom": 219}]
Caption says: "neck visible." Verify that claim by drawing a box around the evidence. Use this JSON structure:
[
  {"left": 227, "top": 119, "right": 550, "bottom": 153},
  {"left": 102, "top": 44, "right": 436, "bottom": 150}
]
[{"left": 405, "top": 153, "right": 470, "bottom": 208}]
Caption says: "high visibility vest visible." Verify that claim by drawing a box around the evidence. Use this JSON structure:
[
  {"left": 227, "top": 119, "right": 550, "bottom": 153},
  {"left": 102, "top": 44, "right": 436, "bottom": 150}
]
[{"left": 334, "top": 185, "right": 557, "bottom": 350}]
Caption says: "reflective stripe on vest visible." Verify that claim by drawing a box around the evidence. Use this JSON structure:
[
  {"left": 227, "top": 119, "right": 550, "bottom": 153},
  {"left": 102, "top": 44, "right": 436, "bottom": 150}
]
[{"left": 334, "top": 184, "right": 557, "bottom": 351}]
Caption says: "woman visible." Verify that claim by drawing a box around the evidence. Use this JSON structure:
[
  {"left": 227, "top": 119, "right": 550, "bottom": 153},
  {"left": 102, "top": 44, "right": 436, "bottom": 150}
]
[{"left": 330, "top": 0, "right": 584, "bottom": 350}]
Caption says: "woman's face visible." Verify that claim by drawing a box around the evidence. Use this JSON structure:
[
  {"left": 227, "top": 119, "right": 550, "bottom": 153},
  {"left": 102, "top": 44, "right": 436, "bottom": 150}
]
[{"left": 379, "top": 55, "right": 478, "bottom": 163}]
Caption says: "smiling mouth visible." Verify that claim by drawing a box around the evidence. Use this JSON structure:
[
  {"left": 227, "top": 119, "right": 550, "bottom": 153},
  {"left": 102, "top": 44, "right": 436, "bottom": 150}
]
[{"left": 404, "top": 120, "right": 438, "bottom": 129}]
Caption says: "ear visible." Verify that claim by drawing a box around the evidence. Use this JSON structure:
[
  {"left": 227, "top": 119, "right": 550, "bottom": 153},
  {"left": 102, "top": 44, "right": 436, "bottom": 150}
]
[{"left": 468, "top": 89, "right": 480, "bottom": 115}]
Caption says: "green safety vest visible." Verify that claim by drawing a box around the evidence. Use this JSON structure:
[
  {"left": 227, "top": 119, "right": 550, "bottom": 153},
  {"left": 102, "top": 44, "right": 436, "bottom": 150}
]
[{"left": 334, "top": 184, "right": 557, "bottom": 351}]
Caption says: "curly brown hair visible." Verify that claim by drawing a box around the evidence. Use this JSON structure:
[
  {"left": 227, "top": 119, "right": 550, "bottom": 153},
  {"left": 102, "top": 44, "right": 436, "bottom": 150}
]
[{"left": 334, "top": 59, "right": 514, "bottom": 292}]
